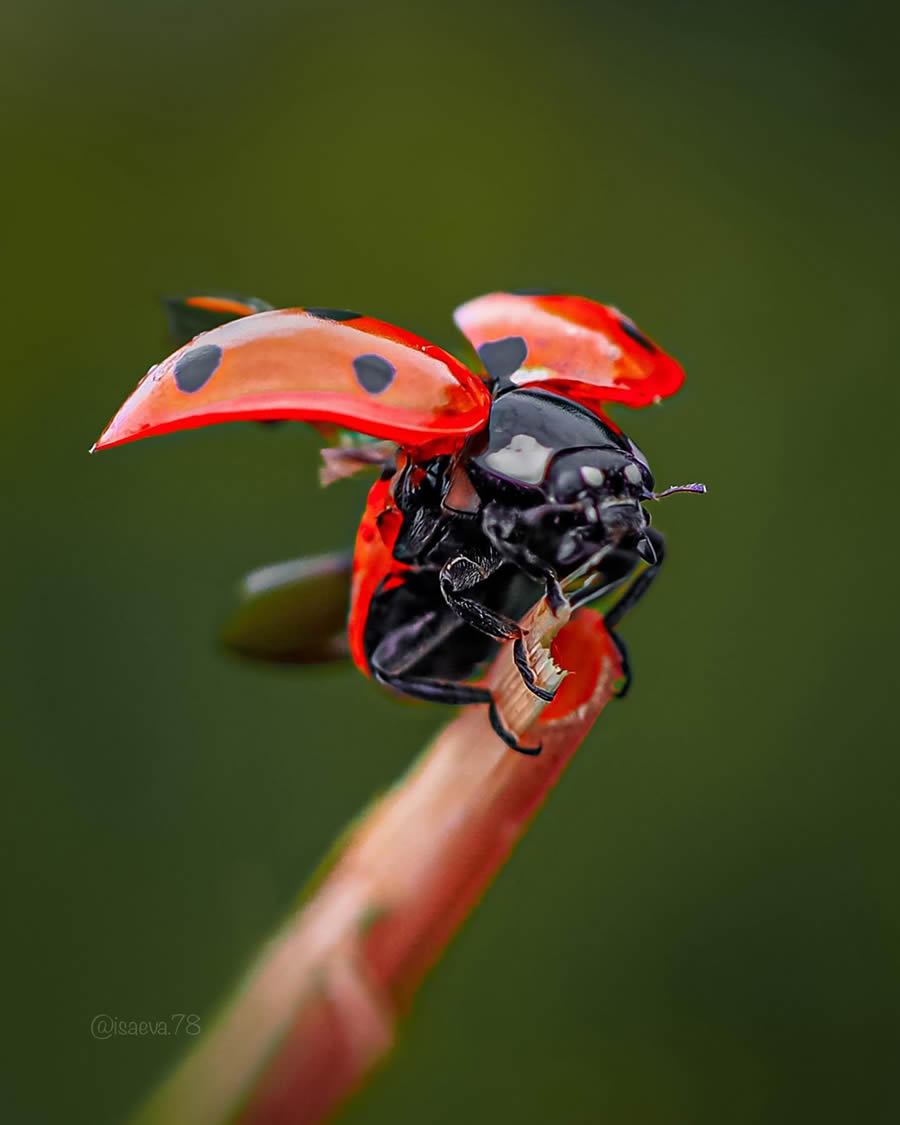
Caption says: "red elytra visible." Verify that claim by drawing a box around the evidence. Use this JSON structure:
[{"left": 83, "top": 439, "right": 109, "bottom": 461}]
[
  {"left": 94, "top": 308, "right": 492, "bottom": 458},
  {"left": 347, "top": 470, "right": 411, "bottom": 675},
  {"left": 453, "top": 292, "right": 684, "bottom": 413}
]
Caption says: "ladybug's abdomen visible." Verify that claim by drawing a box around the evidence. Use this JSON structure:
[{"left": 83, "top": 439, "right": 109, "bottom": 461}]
[
  {"left": 361, "top": 571, "right": 496, "bottom": 683},
  {"left": 361, "top": 560, "right": 542, "bottom": 685}
]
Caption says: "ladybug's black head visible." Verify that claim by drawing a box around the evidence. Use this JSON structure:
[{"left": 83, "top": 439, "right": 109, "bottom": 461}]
[
  {"left": 544, "top": 442, "right": 705, "bottom": 537},
  {"left": 545, "top": 445, "right": 653, "bottom": 507},
  {"left": 470, "top": 388, "right": 704, "bottom": 577},
  {"left": 539, "top": 444, "right": 654, "bottom": 559}
]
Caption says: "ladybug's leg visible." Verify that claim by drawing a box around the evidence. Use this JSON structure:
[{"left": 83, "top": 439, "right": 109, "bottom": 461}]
[
  {"left": 439, "top": 557, "right": 521, "bottom": 641},
  {"left": 481, "top": 502, "right": 569, "bottom": 613},
  {"left": 373, "top": 665, "right": 493, "bottom": 707},
  {"left": 567, "top": 547, "right": 644, "bottom": 610},
  {"left": 597, "top": 529, "right": 667, "bottom": 698},
  {"left": 562, "top": 551, "right": 639, "bottom": 699},
  {"left": 375, "top": 661, "right": 537, "bottom": 751},
  {"left": 603, "top": 529, "right": 666, "bottom": 629},
  {"left": 553, "top": 531, "right": 664, "bottom": 698},
  {"left": 370, "top": 615, "right": 541, "bottom": 755},
  {"left": 369, "top": 609, "right": 462, "bottom": 676},
  {"left": 439, "top": 557, "right": 558, "bottom": 704},
  {"left": 374, "top": 665, "right": 541, "bottom": 756},
  {"left": 369, "top": 612, "right": 491, "bottom": 703},
  {"left": 607, "top": 632, "right": 633, "bottom": 700}
]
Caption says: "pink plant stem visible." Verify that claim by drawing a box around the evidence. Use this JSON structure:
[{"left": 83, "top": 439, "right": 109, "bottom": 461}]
[{"left": 135, "top": 616, "right": 621, "bottom": 1125}]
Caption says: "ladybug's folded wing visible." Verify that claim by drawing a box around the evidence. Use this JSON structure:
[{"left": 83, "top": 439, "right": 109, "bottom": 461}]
[
  {"left": 94, "top": 308, "right": 491, "bottom": 455},
  {"left": 453, "top": 292, "right": 684, "bottom": 413},
  {"left": 163, "top": 294, "right": 274, "bottom": 348},
  {"left": 221, "top": 552, "right": 352, "bottom": 665}
]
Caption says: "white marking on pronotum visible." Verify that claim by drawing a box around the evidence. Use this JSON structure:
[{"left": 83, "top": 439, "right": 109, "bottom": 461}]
[
  {"left": 484, "top": 433, "right": 554, "bottom": 484},
  {"left": 509, "top": 366, "right": 554, "bottom": 386},
  {"left": 581, "top": 465, "right": 606, "bottom": 487},
  {"left": 624, "top": 463, "right": 643, "bottom": 486}
]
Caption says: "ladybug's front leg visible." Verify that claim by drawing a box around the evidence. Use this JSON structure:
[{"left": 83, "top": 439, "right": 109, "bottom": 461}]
[
  {"left": 587, "top": 528, "right": 667, "bottom": 699},
  {"left": 438, "top": 557, "right": 557, "bottom": 704},
  {"left": 602, "top": 528, "right": 666, "bottom": 628},
  {"left": 481, "top": 502, "right": 569, "bottom": 614},
  {"left": 438, "top": 556, "right": 520, "bottom": 641}
]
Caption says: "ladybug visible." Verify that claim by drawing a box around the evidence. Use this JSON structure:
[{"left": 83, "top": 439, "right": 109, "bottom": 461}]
[{"left": 94, "top": 291, "right": 704, "bottom": 753}]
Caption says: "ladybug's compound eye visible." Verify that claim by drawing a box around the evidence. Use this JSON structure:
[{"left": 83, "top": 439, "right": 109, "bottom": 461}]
[
  {"left": 627, "top": 438, "right": 655, "bottom": 492},
  {"left": 623, "top": 463, "right": 642, "bottom": 487},
  {"left": 622, "top": 461, "right": 651, "bottom": 495},
  {"left": 620, "top": 459, "right": 657, "bottom": 497}
]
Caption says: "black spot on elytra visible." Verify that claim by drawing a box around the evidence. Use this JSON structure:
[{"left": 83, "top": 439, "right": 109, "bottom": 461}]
[
  {"left": 353, "top": 353, "right": 396, "bottom": 395},
  {"left": 477, "top": 336, "right": 528, "bottom": 383},
  {"left": 306, "top": 307, "right": 363, "bottom": 322},
  {"left": 174, "top": 343, "right": 223, "bottom": 393},
  {"left": 618, "top": 318, "right": 657, "bottom": 354}
]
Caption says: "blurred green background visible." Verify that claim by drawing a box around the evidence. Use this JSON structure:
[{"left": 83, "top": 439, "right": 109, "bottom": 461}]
[{"left": 2, "top": 0, "right": 898, "bottom": 1121}]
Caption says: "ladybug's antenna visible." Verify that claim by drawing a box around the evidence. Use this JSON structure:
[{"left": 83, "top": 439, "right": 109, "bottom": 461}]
[{"left": 648, "top": 482, "right": 707, "bottom": 500}]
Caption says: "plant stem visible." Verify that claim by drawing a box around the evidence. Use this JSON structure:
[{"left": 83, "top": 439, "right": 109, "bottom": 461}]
[{"left": 134, "top": 609, "right": 621, "bottom": 1125}]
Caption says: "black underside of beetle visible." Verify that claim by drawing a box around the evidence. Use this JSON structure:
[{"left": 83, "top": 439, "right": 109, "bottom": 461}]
[
  {"left": 364, "top": 565, "right": 540, "bottom": 682},
  {"left": 361, "top": 389, "right": 666, "bottom": 750}
]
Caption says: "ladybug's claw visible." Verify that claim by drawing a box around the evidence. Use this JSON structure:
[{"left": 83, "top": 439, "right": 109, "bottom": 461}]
[
  {"left": 545, "top": 574, "right": 569, "bottom": 617},
  {"left": 513, "top": 637, "right": 558, "bottom": 702},
  {"left": 488, "top": 701, "right": 542, "bottom": 756},
  {"left": 606, "top": 630, "right": 633, "bottom": 698}
]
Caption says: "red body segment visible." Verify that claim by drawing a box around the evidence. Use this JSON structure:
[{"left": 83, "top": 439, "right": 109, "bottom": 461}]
[
  {"left": 347, "top": 473, "right": 411, "bottom": 676},
  {"left": 94, "top": 309, "right": 492, "bottom": 456},
  {"left": 454, "top": 292, "right": 684, "bottom": 413}
]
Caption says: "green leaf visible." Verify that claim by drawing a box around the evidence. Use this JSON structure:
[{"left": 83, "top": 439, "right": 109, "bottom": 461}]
[{"left": 221, "top": 552, "right": 352, "bottom": 665}]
